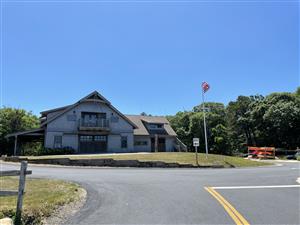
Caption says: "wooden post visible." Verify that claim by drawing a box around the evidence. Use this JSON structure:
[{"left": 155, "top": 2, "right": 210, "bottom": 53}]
[
  {"left": 195, "top": 146, "right": 199, "bottom": 167},
  {"left": 14, "top": 135, "right": 18, "bottom": 156},
  {"left": 15, "top": 161, "right": 28, "bottom": 225},
  {"left": 155, "top": 134, "right": 158, "bottom": 152}
]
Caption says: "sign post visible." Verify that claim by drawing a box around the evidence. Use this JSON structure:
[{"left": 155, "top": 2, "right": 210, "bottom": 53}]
[
  {"left": 193, "top": 138, "right": 200, "bottom": 166},
  {"left": 201, "top": 82, "right": 210, "bottom": 159}
]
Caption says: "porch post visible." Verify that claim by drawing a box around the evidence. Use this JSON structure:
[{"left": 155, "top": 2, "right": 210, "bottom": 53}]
[
  {"left": 155, "top": 134, "right": 158, "bottom": 152},
  {"left": 14, "top": 135, "right": 18, "bottom": 156}
]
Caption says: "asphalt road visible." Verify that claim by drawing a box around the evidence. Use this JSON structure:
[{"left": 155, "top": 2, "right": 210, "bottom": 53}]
[{"left": 1, "top": 161, "right": 299, "bottom": 225}]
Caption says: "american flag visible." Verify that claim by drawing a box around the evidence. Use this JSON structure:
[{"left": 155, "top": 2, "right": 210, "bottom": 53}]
[{"left": 202, "top": 82, "right": 210, "bottom": 93}]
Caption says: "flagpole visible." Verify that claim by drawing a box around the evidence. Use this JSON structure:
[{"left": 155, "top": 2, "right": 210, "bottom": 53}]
[{"left": 202, "top": 89, "right": 209, "bottom": 159}]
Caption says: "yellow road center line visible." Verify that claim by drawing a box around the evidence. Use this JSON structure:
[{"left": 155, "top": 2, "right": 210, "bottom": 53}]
[
  {"left": 205, "top": 187, "right": 250, "bottom": 225},
  {"left": 205, "top": 187, "right": 243, "bottom": 225},
  {"left": 209, "top": 188, "right": 250, "bottom": 225}
]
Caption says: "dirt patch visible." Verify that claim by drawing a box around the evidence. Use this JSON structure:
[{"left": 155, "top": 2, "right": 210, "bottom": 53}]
[{"left": 43, "top": 187, "right": 87, "bottom": 225}]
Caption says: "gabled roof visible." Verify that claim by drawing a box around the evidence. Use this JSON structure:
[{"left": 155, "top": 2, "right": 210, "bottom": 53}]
[
  {"left": 125, "top": 115, "right": 177, "bottom": 136},
  {"left": 41, "top": 91, "right": 112, "bottom": 116},
  {"left": 41, "top": 105, "right": 73, "bottom": 116},
  {"left": 79, "top": 91, "right": 111, "bottom": 104},
  {"left": 41, "top": 91, "right": 137, "bottom": 129}
]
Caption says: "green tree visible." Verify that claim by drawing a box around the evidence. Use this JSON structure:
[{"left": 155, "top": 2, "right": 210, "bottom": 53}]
[
  {"left": 188, "top": 112, "right": 204, "bottom": 150},
  {"left": 169, "top": 88, "right": 300, "bottom": 155},
  {"left": 295, "top": 87, "right": 300, "bottom": 97},
  {"left": 211, "top": 124, "right": 230, "bottom": 155},
  {"left": 226, "top": 96, "right": 256, "bottom": 150},
  {"left": 167, "top": 111, "right": 193, "bottom": 149},
  {"left": 193, "top": 102, "right": 226, "bottom": 117},
  {"left": 0, "top": 107, "right": 39, "bottom": 155},
  {"left": 249, "top": 92, "right": 300, "bottom": 148},
  {"left": 169, "top": 103, "right": 227, "bottom": 152}
]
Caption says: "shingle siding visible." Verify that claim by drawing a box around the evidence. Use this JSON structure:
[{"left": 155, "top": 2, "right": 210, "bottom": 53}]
[
  {"left": 45, "top": 101, "right": 134, "bottom": 152},
  {"left": 133, "top": 136, "right": 151, "bottom": 152}
]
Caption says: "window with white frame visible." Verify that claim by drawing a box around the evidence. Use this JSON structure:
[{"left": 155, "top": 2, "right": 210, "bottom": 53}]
[
  {"left": 80, "top": 136, "right": 93, "bottom": 142},
  {"left": 54, "top": 136, "right": 62, "bottom": 148},
  {"left": 94, "top": 136, "right": 107, "bottom": 142},
  {"left": 121, "top": 136, "right": 128, "bottom": 148}
]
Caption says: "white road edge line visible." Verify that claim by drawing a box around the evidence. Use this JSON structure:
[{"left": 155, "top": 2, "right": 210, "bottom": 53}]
[{"left": 212, "top": 185, "right": 300, "bottom": 190}]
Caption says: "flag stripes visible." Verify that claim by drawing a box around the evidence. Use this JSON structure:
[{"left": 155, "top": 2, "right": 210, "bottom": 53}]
[{"left": 202, "top": 82, "right": 210, "bottom": 93}]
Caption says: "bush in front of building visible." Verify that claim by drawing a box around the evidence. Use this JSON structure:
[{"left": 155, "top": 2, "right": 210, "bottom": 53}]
[
  {"left": 23, "top": 146, "right": 75, "bottom": 156},
  {"left": 39, "top": 147, "right": 76, "bottom": 156}
]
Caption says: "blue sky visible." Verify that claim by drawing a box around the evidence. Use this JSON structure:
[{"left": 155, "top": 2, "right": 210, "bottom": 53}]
[{"left": 1, "top": 0, "right": 299, "bottom": 116}]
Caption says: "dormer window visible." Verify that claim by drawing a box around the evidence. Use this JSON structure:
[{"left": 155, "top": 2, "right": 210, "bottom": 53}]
[{"left": 148, "top": 124, "right": 163, "bottom": 129}]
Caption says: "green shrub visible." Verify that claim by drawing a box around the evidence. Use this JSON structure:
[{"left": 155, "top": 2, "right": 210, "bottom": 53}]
[
  {"left": 0, "top": 208, "right": 42, "bottom": 225},
  {"left": 23, "top": 146, "right": 75, "bottom": 156},
  {"left": 39, "top": 147, "right": 75, "bottom": 155}
]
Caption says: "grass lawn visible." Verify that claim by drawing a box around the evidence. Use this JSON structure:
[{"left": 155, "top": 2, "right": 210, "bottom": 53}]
[
  {"left": 0, "top": 177, "right": 83, "bottom": 224},
  {"left": 21, "top": 152, "right": 271, "bottom": 167}
]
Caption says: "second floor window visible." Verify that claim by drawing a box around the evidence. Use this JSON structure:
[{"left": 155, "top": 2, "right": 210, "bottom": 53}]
[{"left": 81, "top": 112, "right": 107, "bottom": 127}]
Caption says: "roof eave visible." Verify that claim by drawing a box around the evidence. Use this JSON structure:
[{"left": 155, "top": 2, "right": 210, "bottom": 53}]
[{"left": 5, "top": 128, "right": 45, "bottom": 138}]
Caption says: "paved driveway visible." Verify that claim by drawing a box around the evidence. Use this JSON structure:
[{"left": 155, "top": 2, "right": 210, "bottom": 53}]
[{"left": 1, "top": 161, "right": 299, "bottom": 225}]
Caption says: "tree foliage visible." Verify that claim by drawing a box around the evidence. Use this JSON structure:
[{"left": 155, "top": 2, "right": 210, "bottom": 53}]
[
  {"left": 169, "top": 88, "right": 300, "bottom": 155},
  {"left": 0, "top": 107, "right": 39, "bottom": 155}
]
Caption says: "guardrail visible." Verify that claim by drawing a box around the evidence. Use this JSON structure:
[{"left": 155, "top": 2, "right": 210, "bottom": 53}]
[{"left": 0, "top": 161, "right": 32, "bottom": 225}]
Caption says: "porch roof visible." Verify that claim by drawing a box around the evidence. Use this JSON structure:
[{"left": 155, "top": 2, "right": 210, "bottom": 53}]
[{"left": 5, "top": 128, "right": 45, "bottom": 138}]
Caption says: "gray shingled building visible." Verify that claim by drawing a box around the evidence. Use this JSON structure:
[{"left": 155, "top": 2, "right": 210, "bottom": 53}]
[{"left": 7, "top": 91, "right": 186, "bottom": 155}]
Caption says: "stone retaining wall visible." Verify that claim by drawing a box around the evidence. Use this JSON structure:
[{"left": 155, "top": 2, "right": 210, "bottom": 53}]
[{"left": 0, "top": 157, "right": 225, "bottom": 168}]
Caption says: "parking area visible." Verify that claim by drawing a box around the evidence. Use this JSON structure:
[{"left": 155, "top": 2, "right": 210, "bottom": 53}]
[{"left": 206, "top": 185, "right": 300, "bottom": 225}]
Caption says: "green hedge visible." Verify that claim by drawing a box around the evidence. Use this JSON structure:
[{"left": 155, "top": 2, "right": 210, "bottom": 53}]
[{"left": 24, "top": 146, "right": 75, "bottom": 156}]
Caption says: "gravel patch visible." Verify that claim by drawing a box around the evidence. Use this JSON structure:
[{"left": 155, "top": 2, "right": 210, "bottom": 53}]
[{"left": 43, "top": 187, "right": 87, "bottom": 225}]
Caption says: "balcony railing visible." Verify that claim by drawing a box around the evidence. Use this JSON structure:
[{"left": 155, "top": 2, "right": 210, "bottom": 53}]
[{"left": 79, "top": 118, "right": 110, "bottom": 130}]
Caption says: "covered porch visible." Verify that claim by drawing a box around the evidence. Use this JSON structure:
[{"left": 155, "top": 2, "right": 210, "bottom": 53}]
[
  {"left": 6, "top": 128, "right": 45, "bottom": 156},
  {"left": 150, "top": 134, "right": 167, "bottom": 152}
]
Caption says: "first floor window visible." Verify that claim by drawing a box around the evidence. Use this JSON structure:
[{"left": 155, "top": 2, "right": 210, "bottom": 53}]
[
  {"left": 94, "top": 136, "right": 107, "bottom": 142},
  {"left": 54, "top": 136, "right": 62, "bottom": 148},
  {"left": 121, "top": 136, "right": 128, "bottom": 148},
  {"left": 134, "top": 141, "right": 148, "bottom": 146},
  {"left": 80, "top": 136, "right": 93, "bottom": 142},
  {"left": 80, "top": 135, "right": 107, "bottom": 142}
]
